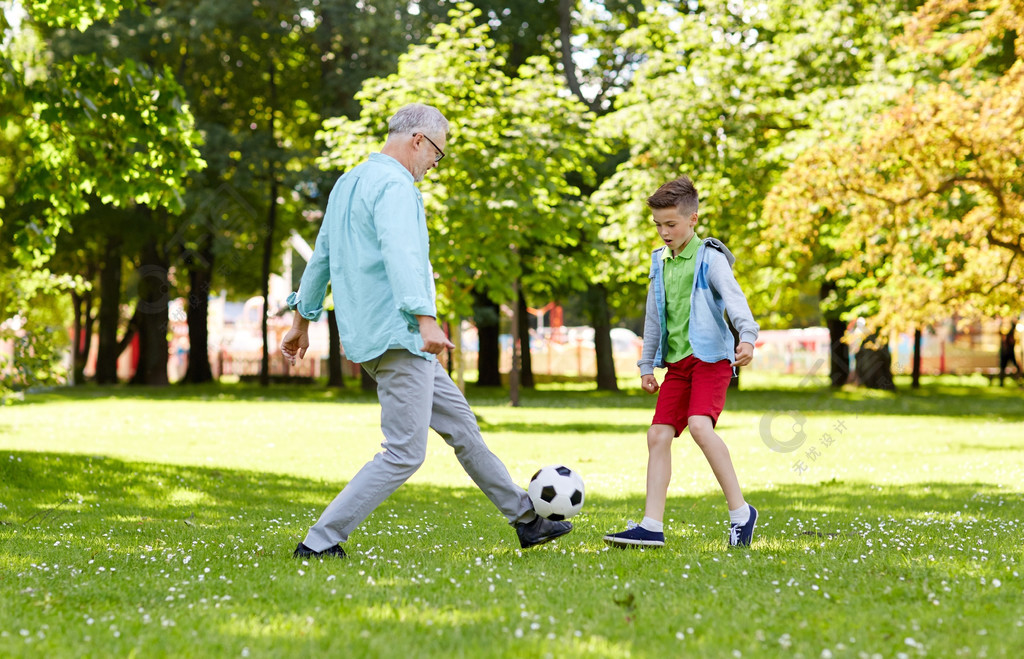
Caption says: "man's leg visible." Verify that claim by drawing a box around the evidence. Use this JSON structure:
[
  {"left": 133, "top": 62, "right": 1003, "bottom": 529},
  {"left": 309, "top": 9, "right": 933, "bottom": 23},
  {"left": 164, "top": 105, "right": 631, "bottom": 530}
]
[
  {"left": 302, "top": 350, "right": 433, "bottom": 551},
  {"left": 428, "top": 360, "right": 534, "bottom": 524}
]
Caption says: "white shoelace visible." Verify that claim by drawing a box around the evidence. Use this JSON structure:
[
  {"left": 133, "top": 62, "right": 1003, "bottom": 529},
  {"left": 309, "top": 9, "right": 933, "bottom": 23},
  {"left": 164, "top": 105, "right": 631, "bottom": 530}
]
[
  {"left": 625, "top": 519, "right": 639, "bottom": 530},
  {"left": 729, "top": 524, "right": 741, "bottom": 546}
]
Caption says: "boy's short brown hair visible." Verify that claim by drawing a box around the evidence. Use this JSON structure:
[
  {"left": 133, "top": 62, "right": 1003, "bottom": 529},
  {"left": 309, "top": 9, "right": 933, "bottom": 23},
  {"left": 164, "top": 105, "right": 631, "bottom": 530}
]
[{"left": 647, "top": 176, "right": 699, "bottom": 216}]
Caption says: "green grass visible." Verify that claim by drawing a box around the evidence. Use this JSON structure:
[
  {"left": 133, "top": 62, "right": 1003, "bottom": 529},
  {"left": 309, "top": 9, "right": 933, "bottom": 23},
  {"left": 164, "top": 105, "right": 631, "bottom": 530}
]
[{"left": 1, "top": 377, "right": 1023, "bottom": 657}]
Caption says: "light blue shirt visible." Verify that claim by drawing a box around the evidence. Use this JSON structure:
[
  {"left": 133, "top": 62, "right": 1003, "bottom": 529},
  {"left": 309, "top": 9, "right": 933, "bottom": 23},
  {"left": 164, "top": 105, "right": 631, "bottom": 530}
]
[{"left": 287, "top": 153, "right": 437, "bottom": 363}]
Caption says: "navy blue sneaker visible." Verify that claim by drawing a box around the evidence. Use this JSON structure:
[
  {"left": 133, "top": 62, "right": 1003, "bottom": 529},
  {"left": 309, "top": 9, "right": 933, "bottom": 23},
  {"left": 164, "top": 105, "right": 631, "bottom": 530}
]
[
  {"left": 603, "top": 521, "right": 665, "bottom": 548},
  {"left": 728, "top": 505, "right": 758, "bottom": 547}
]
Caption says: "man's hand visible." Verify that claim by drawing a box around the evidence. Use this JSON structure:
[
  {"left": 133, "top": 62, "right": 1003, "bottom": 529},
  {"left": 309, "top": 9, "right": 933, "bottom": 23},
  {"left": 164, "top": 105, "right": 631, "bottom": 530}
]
[
  {"left": 280, "top": 317, "right": 310, "bottom": 365},
  {"left": 641, "top": 374, "right": 660, "bottom": 394},
  {"left": 417, "top": 315, "right": 455, "bottom": 355},
  {"left": 732, "top": 341, "right": 754, "bottom": 367}
]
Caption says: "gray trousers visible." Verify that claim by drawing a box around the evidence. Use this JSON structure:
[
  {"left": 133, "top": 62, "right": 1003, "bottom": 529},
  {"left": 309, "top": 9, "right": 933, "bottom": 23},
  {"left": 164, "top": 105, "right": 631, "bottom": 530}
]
[{"left": 303, "top": 349, "right": 534, "bottom": 550}]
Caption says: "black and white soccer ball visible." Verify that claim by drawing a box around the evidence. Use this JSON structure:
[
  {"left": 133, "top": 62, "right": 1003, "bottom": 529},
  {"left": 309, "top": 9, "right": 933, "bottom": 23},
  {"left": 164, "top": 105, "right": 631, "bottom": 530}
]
[{"left": 528, "top": 465, "right": 585, "bottom": 521}]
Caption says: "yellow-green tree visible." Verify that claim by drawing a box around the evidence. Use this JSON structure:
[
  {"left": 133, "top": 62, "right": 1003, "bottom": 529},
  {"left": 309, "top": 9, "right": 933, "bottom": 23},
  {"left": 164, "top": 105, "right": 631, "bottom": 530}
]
[{"left": 764, "top": 0, "right": 1023, "bottom": 342}]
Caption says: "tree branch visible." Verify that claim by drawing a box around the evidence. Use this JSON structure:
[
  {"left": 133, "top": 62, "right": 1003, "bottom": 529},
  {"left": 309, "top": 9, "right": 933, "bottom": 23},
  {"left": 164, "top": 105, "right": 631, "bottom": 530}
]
[{"left": 558, "top": 0, "right": 601, "bottom": 114}]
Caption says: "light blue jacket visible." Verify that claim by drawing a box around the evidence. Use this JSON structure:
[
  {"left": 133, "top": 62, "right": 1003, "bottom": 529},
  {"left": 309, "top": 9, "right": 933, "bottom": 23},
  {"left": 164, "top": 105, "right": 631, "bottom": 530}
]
[
  {"left": 638, "top": 237, "right": 759, "bottom": 376},
  {"left": 287, "top": 153, "right": 437, "bottom": 363}
]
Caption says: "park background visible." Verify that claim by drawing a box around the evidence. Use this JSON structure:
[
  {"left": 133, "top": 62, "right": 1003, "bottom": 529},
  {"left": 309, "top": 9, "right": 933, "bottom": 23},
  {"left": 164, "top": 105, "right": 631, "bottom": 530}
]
[
  {"left": 1, "top": 0, "right": 1022, "bottom": 396},
  {"left": 2, "top": 0, "right": 1023, "bottom": 657}
]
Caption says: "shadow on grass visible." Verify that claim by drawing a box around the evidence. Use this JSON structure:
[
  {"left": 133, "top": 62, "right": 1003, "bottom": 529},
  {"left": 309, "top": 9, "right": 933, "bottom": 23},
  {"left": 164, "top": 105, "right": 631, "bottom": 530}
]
[
  {"left": 3, "top": 451, "right": 1019, "bottom": 542},
  {"left": 10, "top": 382, "right": 380, "bottom": 406},
  {"left": 477, "top": 420, "right": 650, "bottom": 435},
  {"left": 13, "top": 379, "right": 1024, "bottom": 421}
]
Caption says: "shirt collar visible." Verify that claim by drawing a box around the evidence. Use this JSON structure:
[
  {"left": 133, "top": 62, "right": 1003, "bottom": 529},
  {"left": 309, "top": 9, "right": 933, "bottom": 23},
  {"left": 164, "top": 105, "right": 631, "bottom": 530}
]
[
  {"left": 662, "top": 235, "right": 701, "bottom": 261},
  {"left": 368, "top": 152, "right": 414, "bottom": 182}
]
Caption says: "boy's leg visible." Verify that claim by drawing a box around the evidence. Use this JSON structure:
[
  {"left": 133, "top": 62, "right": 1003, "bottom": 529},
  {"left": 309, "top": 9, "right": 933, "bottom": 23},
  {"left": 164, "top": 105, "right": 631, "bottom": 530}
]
[
  {"left": 642, "top": 360, "right": 692, "bottom": 522},
  {"left": 685, "top": 357, "right": 742, "bottom": 508},
  {"left": 427, "top": 360, "right": 534, "bottom": 524},
  {"left": 603, "top": 362, "right": 688, "bottom": 548},
  {"left": 644, "top": 423, "right": 677, "bottom": 522},
  {"left": 604, "top": 427, "right": 671, "bottom": 546},
  {"left": 302, "top": 350, "right": 433, "bottom": 551},
  {"left": 684, "top": 358, "right": 758, "bottom": 545},
  {"left": 688, "top": 415, "right": 744, "bottom": 510}
]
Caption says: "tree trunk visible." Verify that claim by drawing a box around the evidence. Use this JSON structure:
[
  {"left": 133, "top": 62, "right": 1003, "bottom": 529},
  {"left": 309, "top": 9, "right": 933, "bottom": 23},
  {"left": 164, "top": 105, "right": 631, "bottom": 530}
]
[
  {"left": 516, "top": 288, "right": 533, "bottom": 389},
  {"left": 70, "top": 283, "right": 94, "bottom": 385},
  {"left": 999, "top": 326, "right": 1019, "bottom": 386},
  {"left": 183, "top": 243, "right": 214, "bottom": 384},
  {"left": 826, "top": 317, "right": 850, "bottom": 388},
  {"left": 327, "top": 308, "right": 344, "bottom": 387},
  {"left": 855, "top": 333, "right": 895, "bottom": 391},
  {"left": 588, "top": 283, "right": 618, "bottom": 391},
  {"left": 474, "top": 290, "right": 502, "bottom": 387},
  {"left": 130, "top": 241, "right": 170, "bottom": 386},
  {"left": 259, "top": 59, "right": 279, "bottom": 388},
  {"left": 95, "top": 236, "right": 123, "bottom": 384},
  {"left": 911, "top": 328, "right": 922, "bottom": 389},
  {"left": 821, "top": 282, "right": 850, "bottom": 388}
]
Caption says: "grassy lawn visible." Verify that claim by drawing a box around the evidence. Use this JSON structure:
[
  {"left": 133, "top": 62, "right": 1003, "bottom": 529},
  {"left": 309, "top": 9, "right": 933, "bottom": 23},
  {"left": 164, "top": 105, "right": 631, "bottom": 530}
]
[{"left": 1, "top": 376, "right": 1022, "bottom": 657}]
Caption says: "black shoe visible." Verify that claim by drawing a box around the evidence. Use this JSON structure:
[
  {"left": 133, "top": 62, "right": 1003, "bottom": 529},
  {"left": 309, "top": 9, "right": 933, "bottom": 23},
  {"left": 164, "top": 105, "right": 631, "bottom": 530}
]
[
  {"left": 293, "top": 542, "right": 347, "bottom": 559},
  {"left": 516, "top": 515, "right": 572, "bottom": 549}
]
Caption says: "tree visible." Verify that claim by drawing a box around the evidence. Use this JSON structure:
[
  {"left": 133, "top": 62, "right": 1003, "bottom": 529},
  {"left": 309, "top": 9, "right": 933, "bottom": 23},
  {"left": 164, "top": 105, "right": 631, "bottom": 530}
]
[
  {"left": 551, "top": 0, "right": 646, "bottom": 390},
  {"left": 319, "top": 4, "right": 602, "bottom": 389},
  {"left": 572, "top": 0, "right": 940, "bottom": 389},
  {"left": 1, "top": 0, "right": 201, "bottom": 395},
  {"left": 763, "top": 0, "right": 1023, "bottom": 384}
]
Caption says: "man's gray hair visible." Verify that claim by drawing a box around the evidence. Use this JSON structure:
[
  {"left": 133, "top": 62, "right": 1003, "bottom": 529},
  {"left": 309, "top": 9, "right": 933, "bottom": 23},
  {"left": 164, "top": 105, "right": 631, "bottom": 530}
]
[{"left": 388, "top": 103, "right": 449, "bottom": 137}]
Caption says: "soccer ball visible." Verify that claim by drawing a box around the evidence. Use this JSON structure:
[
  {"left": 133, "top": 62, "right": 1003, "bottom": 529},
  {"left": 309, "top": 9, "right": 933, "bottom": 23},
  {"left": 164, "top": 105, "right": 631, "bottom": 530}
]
[{"left": 528, "top": 465, "right": 585, "bottom": 521}]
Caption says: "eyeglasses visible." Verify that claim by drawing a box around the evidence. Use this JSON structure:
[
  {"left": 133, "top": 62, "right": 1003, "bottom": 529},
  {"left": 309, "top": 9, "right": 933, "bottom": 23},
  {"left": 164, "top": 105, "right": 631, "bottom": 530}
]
[{"left": 416, "top": 133, "right": 445, "bottom": 163}]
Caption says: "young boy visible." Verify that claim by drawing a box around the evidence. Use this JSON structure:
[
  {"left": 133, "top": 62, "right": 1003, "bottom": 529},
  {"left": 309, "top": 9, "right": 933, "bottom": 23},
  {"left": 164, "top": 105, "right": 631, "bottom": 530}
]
[{"left": 604, "top": 175, "right": 760, "bottom": 548}]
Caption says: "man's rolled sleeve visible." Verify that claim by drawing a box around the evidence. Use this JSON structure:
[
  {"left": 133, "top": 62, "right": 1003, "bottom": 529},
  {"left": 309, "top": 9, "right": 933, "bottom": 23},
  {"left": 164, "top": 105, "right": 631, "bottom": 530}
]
[
  {"left": 399, "top": 296, "right": 436, "bottom": 318},
  {"left": 286, "top": 291, "right": 324, "bottom": 322},
  {"left": 287, "top": 221, "right": 332, "bottom": 322}
]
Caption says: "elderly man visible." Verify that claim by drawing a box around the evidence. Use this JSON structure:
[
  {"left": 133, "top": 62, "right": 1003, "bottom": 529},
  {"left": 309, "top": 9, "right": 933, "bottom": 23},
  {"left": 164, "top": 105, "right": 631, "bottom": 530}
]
[{"left": 281, "top": 103, "right": 571, "bottom": 559}]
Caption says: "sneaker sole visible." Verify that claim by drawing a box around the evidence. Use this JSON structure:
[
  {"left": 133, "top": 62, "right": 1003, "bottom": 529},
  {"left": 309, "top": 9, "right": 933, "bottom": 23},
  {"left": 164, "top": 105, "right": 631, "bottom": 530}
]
[{"left": 603, "top": 536, "right": 665, "bottom": 548}]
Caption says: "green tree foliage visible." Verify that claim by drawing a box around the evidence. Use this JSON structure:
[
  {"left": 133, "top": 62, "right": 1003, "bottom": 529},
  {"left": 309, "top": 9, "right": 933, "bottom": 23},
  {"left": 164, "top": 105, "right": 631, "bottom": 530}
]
[
  {"left": 319, "top": 3, "right": 603, "bottom": 319},
  {"left": 1, "top": 2, "right": 201, "bottom": 263},
  {"left": 27, "top": 0, "right": 567, "bottom": 386},
  {"left": 1, "top": 0, "right": 201, "bottom": 395},
  {"left": 594, "top": 0, "right": 928, "bottom": 328}
]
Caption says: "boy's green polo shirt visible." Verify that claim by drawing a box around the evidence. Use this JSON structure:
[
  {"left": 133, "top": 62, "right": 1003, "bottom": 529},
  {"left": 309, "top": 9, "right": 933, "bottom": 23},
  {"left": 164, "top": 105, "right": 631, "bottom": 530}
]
[{"left": 663, "top": 235, "right": 701, "bottom": 363}]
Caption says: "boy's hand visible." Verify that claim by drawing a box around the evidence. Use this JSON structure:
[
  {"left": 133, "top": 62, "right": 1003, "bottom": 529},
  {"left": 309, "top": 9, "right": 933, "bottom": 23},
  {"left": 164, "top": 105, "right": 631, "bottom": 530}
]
[
  {"left": 732, "top": 342, "right": 754, "bottom": 367},
  {"left": 641, "top": 374, "right": 660, "bottom": 394}
]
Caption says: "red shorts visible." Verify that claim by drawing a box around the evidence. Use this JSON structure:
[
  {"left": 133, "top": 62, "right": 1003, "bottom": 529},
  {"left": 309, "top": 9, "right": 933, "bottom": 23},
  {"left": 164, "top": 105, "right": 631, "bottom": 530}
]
[{"left": 652, "top": 355, "right": 733, "bottom": 436}]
